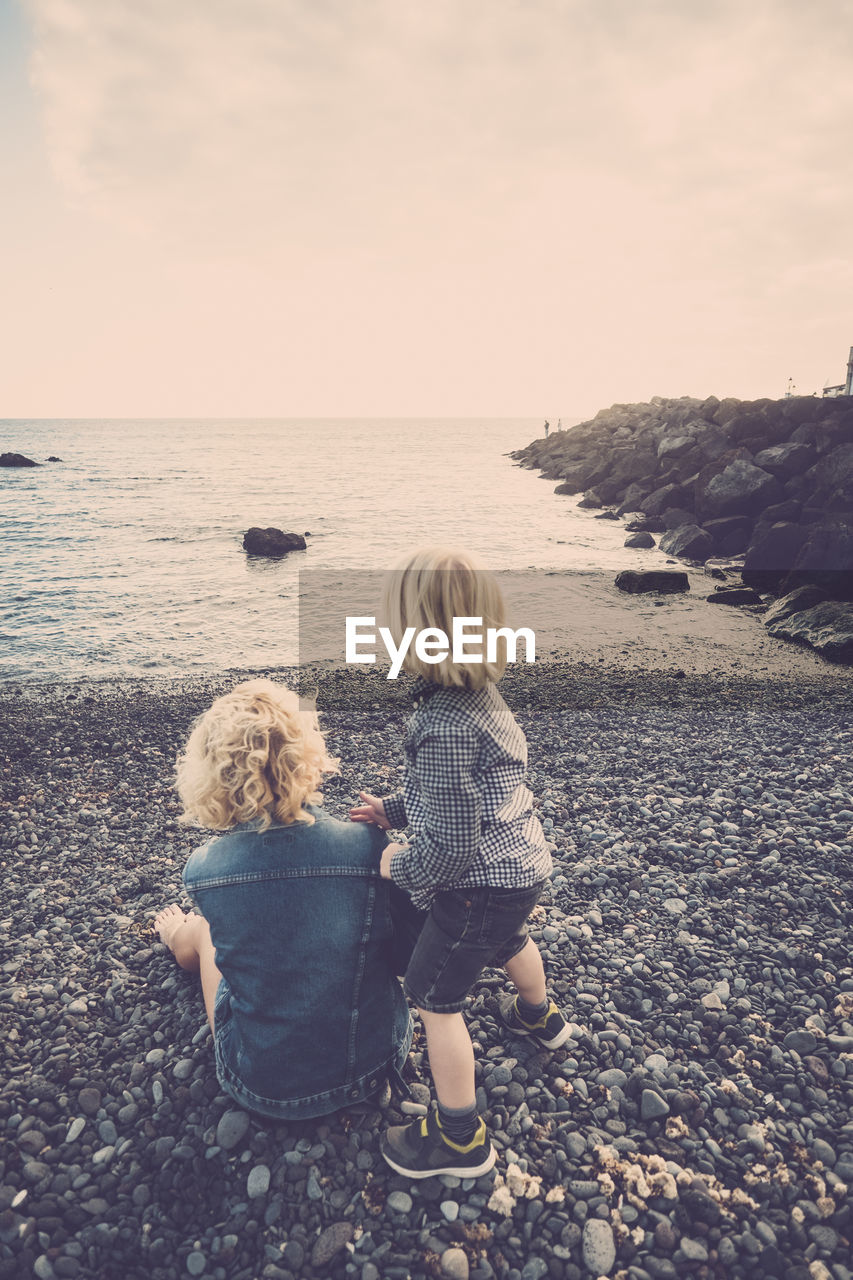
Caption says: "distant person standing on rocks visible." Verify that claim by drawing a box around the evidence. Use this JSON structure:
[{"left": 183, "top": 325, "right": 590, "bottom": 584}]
[
  {"left": 154, "top": 680, "right": 412, "bottom": 1119},
  {"left": 544, "top": 420, "right": 550, "bottom": 437},
  {"left": 350, "top": 547, "right": 570, "bottom": 1179}
]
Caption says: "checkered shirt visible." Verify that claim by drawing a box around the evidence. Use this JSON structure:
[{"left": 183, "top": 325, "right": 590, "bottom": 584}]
[{"left": 383, "top": 678, "right": 551, "bottom": 910}]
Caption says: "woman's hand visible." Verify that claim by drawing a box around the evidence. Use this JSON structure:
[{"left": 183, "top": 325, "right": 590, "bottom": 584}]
[
  {"left": 349, "top": 792, "right": 390, "bottom": 829},
  {"left": 379, "top": 842, "right": 406, "bottom": 879}
]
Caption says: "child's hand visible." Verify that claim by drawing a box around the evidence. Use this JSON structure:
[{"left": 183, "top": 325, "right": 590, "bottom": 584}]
[
  {"left": 379, "top": 842, "right": 406, "bottom": 879},
  {"left": 349, "top": 792, "right": 390, "bottom": 829}
]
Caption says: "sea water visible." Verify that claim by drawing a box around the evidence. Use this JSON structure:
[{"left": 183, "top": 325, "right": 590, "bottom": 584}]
[{"left": 1, "top": 417, "right": 658, "bottom": 681}]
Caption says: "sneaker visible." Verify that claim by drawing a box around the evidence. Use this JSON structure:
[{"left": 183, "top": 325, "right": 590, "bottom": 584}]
[
  {"left": 499, "top": 994, "right": 572, "bottom": 1049},
  {"left": 380, "top": 1108, "right": 496, "bottom": 1179}
]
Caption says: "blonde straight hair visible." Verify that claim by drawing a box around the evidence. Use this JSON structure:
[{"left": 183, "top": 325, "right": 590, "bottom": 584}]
[
  {"left": 381, "top": 546, "right": 507, "bottom": 688},
  {"left": 176, "top": 679, "right": 338, "bottom": 830}
]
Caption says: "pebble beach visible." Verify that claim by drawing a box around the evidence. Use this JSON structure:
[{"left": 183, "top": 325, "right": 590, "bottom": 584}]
[{"left": 2, "top": 659, "right": 852, "bottom": 1280}]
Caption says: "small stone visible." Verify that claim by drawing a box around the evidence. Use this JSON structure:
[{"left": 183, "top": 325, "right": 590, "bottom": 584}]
[
  {"left": 77, "top": 1088, "right": 101, "bottom": 1115},
  {"left": 247, "top": 1164, "right": 270, "bottom": 1197},
  {"left": 783, "top": 1029, "right": 817, "bottom": 1054},
  {"left": 186, "top": 1252, "right": 206, "bottom": 1276},
  {"left": 679, "top": 1238, "right": 708, "bottom": 1263},
  {"left": 440, "top": 1247, "right": 469, "bottom": 1280},
  {"left": 644, "top": 1053, "right": 668, "bottom": 1071},
  {"left": 98, "top": 1120, "right": 118, "bottom": 1144},
  {"left": 65, "top": 1117, "right": 86, "bottom": 1143},
  {"left": 811, "top": 1139, "right": 836, "bottom": 1167},
  {"left": 597, "top": 1069, "right": 628, "bottom": 1089},
  {"left": 310, "top": 1222, "right": 353, "bottom": 1268},
  {"left": 582, "top": 1218, "right": 616, "bottom": 1275},
  {"left": 655, "top": 1220, "right": 677, "bottom": 1251},
  {"left": 34, "top": 1258, "right": 57, "bottom": 1280},
  {"left": 520, "top": 1260, "right": 548, "bottom": 1280},
  {"left": 215, "top": 1110, "right": 251, "bottom": 1151},
  {"left": 387, "top": 1190, "right": 413, "bottom": 1213},
  {"left": 440, "top": 1199, "right": 460, "bottom": 1222},
  {"left": 663, "top": 898, "right": 687, "bottom": 914},
  {"left": 641, "top": 1089, "right": 670, "bottom": 1120}
]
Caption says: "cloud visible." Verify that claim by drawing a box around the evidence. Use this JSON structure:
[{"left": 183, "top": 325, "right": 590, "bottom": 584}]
[{"left": 13, "top": 0, "right": 853, "bottom": 412}]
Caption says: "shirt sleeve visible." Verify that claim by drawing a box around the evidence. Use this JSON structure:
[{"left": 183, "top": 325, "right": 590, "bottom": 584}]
[
  {"left": 389, "top": 728, "right": 482, "bottom": 897},
  {"left": 382, "top": 791, "right": 408, "bottom": 831}
]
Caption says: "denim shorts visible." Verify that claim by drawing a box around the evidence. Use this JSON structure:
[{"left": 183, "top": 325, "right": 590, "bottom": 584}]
[{"left": 390, "top": 881, "right": 544, "bottom": 1014}]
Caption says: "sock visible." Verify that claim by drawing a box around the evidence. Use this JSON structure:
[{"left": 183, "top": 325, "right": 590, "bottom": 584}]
[
  {"left": 517, "top": 994, "right": 549, "bottom": 1023},
  {"left": 437, "top": 1101, "right": 480, "bottom": 1146}
]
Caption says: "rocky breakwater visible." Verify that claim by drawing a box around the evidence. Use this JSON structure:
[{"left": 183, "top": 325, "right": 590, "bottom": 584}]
[{"left": 513, "top": 395, "right": 853, "bottom": 662}]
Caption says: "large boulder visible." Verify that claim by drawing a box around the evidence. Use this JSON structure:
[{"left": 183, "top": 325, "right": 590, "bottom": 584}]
[
  {"left": 242, "top": 527, "right": 307, "bottom": 557},
  {"left": 801, "top": 443, "right": 853, "bottom": 511},
  {"left": 641, "top": 482, "right": 694, "bottom": 517},
  {"left": 791, "top": 405, "right": 853, "bottom": 455},
  {"left": 780, "top": 395, "right": 830, "bottom": 427},
  {"left": 661, "top": 506, "right": 697, "bottom": 530},
  {"left": 1, "top": 452, "right": 39, "bottom": 467},
  {"left": 706, "top": 587, "right": 763, "bottom": 605},
  {"left": 781, "top": 521, "right": 853, "bottom": 599},
  {"left": 765, "top": 600, "right": 853, "bottom": 664},
  {"left": 741, "top": 522, "right": 809, "bottom": 590},
  {"left": 763, "top": 585, "right": 829, "bottom": 626},
  {"left": 694, "top": 457, "right": 783, "bottom": 521},
  {"left": 753, "top": 441, "right": 817, "bottom": 479},
  {"left": 625, "top": 515, "right": 666, "bottom": 533},
  {"left": 713, "top": 397, "right": 745, "bottom": 427},
  {"left": 659, "top": 524, "right": 714, "bottom": 562},
  {"left": 625, "top": 532, "right": 656, "bottom": 548},
  {"left": 615, "top": 569, "right": 690, "bottom": 594},
  {"left": 726, "top": 411, "right": 773, "bottom": 450},
  {"left": 703, "top": 517, "right": 753, "bottom": 555}
]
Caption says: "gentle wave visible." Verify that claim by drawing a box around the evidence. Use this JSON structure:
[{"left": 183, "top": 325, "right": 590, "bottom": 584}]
[{"left": 1, "top": 417, "right": 657, "bottom": 681}]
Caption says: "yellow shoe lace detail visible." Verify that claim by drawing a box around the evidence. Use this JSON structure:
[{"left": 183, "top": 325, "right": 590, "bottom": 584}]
[{"left": 435, "top": 1114, "right": 486, "bottom": 1154}]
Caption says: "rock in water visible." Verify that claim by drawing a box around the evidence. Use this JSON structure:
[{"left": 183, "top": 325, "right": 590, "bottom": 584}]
[
  {"left": 659, "top": 524, "right": 714, "bottom": 562},
  {"left": 615, "top": 569, "right": 690, "bottom": 594},
  {"left": 624, "top": 531, "right": 656, "bottom": 548},
  {"left": 0, "top": 451, "right": 40, "bottom": 467},
  {"left": 706, "top": 587, "right": 763, "bottom": 605},
  {"left": 242, "top": 526, "right": 307, "bottom": 556}
]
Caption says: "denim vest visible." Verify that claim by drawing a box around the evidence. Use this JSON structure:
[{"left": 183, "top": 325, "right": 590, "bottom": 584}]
[{"left": 182, "top": 807, "right": 413, "bottom": 1119}]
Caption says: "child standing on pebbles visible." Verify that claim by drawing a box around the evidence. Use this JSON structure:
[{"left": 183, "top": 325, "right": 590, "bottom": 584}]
[{"left": 350, "top": 547, "right": 569, "bottom": 1179}]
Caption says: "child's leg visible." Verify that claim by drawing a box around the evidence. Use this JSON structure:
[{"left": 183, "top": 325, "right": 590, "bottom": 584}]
[
  {"left": 417, "top": 1009, "right": 476, "bottom": 1110},
  {"left": 503, "top": 936, "right": 547, "bottom": 1005},
  {"left": 500, "top": 934, "right": 571, "bottom": 1049},
  {"left": 155, "top": 904, "right": 222, "bottom": 1033}
]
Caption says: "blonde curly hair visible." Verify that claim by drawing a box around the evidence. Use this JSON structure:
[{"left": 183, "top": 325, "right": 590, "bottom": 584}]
[{"left": 176, "top": 680, "right": 338, "bottom": 831}]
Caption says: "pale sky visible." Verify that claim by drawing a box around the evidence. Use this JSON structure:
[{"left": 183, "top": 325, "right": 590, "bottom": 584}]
[{"left": 2, "top": 0, "right": 852, "bottom": 418}]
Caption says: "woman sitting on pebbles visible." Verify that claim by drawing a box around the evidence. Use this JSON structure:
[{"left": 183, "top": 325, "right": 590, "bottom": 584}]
[{"left": 154, "top": 679, "right": 412, "bottom": 1119}]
